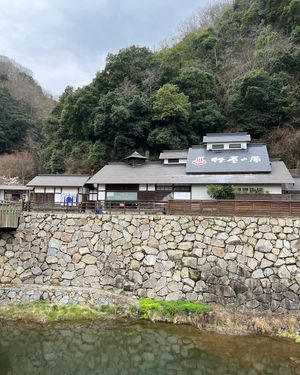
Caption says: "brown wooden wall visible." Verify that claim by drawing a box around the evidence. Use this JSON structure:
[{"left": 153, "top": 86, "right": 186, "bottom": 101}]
[
  {"left": 31, "top": 193, "right": 54, "bottom": 204},
  {"left": 168, "top": 200, "right": 300, "bottom": 217},
  {"left": 106, "top": 184, "right": 139, "bottom": 192},
  {"left": 138, "top": 191, "right": 170, "bottom": 201}
]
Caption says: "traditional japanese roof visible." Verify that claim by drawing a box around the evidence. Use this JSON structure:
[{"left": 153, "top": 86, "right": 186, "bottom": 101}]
[
  {"left": 88, "top": 161, "right": 293, "bottom": 185},
  {"left": 159, "top": 150, "right": 188, "bottom": 159},
  {"left": 124, "top": 151, "right": 147, "bottom": 160},
  {"left": 186, "top": 145, "right": 271, "bottom": 174},
  {"left": 27, "top": 175, "right": 90, "bottom": 187},
  {"left": 203, "top": 132, "right": 251, "bottom": 143},
  {"left": 0, "top": 185, "right": 32, "bottom": 191}
]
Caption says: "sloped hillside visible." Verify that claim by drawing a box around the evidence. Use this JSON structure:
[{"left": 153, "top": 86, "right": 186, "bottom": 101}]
[
  {"left": 0, "top": 56, "right": 55, "bottom": 155},
  {"left": 42, "top": 0, "right": 300, "bottom": 173}
]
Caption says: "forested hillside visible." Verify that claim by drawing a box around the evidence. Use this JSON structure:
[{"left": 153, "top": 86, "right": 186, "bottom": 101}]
[
  {"left": 43, "top": 0, "right": 300, "bottom": 174},
  {"left": 0, "top": 56, "right": 55, "bottom": 155}
]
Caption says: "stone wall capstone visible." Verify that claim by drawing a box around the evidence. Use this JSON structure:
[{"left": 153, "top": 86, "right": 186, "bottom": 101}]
[{"left": 0, "top": 212, "right": 300, "bottom": 312}]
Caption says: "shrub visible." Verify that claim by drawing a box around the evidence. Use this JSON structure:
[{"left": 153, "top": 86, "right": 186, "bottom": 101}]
[{"left": 207, "top": 184, "right": 235, "bottom": 199}]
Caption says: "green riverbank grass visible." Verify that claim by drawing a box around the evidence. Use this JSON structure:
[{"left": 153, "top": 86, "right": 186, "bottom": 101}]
[
  {"left": 0, "top": 302, "right": 123, "bottom": 323},
  {"left": 0, "top": 299, "right": 212, "bottom": 324},
  {"left": 138, "top": 298, "right": 212, "bottom": 319},
  {"left": 1, "top": 300, "right": 298, "bottom": 340},
  {"left": 278, "top": 330, "right": 300, "bottom": 345}
]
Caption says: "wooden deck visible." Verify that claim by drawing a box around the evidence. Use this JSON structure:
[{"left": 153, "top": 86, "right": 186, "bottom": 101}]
[{"left": 0, "top": 201, "right": 23, "bottom": 229}]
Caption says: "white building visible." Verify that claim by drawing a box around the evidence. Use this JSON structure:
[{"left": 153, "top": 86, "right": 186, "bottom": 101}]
[
  {"left": 27, "top": 175, "right": 90, "bottom": 205},
  {"left": 88, "top": 133, "right": 294, "bottom": 201}
]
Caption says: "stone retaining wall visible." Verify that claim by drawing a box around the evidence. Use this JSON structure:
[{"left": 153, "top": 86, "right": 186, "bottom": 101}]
[{"left": 0, "top": 212, "right": 300, "bottom": 312}]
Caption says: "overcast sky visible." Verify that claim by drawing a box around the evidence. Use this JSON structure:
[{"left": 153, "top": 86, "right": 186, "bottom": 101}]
[{"left": 0, "top": 0, "right": 210, "bottom": 96}]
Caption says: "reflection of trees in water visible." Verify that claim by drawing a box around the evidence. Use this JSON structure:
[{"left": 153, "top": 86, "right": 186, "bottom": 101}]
[{"left": 0, "top": 321, "right": 299, "bottom": 375}]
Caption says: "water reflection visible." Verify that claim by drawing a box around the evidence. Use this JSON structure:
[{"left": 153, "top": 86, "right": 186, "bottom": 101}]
[{"left": 0, "top": 320, "right": 299, "bottom": 375}]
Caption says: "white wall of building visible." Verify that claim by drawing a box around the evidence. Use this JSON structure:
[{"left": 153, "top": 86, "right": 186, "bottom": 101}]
[
  {"left": 97, "top": 191, "right": 105, "bottom": 201},
  {"left": 191, "top": 184, "right": 283, "bottom": 200},
  {"left": 34, "top": 187, "right": 45, "bottom": 194},
  {"left": 0, "top": 190, "right": 4, "bottom": 201},
  {"left": 234, "top": 185, "right": 282, "bottom": 194},
  {"left": 262, "top": 186, "right": 282, "bottom": 194},
  {"left": 191, "top": 185, "right": 212, "bottom": 200},
  {"left": 54, "top": 188, "right": 79, "bottom": 204},
  {"left": 173, "top": 191, "right": 191, "bottom": 200}
]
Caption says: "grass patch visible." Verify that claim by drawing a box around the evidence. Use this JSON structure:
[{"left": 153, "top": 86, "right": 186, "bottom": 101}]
[
  {"left": 278, "top": 330, "right": 300, "bottom": 344},
  {"left": 138, "top": 298, "right": 212, "bottom": 319},
  {"left": 0, "top": 301, "right": 122, "bottom": 323}
]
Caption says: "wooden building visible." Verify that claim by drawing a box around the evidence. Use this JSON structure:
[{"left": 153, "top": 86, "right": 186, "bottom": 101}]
[
  {"left": 88, "top": 133, "right": 294, "bottom": 202},
  {"left": 0, "top": 185, "right": 32, "bottom": 202},
  {"left": 27, "top": 175, "right": 90, "bottom": 205}
]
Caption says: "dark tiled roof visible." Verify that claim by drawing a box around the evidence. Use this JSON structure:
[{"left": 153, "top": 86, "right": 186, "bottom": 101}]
[
  {"left": 284, "top": 176, "right": 300, "bottom": 193},
  {"left": 0, "top": 185, "right": 32, "bottom": 191},
  {"left": 88, "top": 161, "right": 293, "bottom": 185},
  {"left": 203, "top": 132, "right": 251, "bottom": 143},
  {"left": 159, "top": 150, "right": 188, "bottom": 159},
  {"left": 27, "top": 175, "right": 90, "bottom": 187}
]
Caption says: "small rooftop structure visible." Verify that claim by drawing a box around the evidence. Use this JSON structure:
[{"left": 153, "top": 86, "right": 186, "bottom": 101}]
[
  {"left": 124, "top": 151, "right": 147, "bottom": 167},
  {"left": 203, "top": 132, "right": 251, "bottom": 143},
  {"left": 124, "top": 151, "right": 147, "bottom": 160},
  {"left": 159, "top": 150, "right": 188, "bottom": 160}
]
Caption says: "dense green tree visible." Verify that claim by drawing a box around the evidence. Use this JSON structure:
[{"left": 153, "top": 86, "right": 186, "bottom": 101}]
[
  {"left": 103, "top": 46, "right": 157, "bottom": 89},
  {"left": 153, "top": 84, "right": 191, "bottom": 124},
  {"left": 227, "top": 69, "right": 297, "bottom": 135},
  {"left": 0, "top": 88, "right": 33, "bottom": 153},
  {"left": 190, "top": 100, "right": 225, "bottom": 136},
  {"left": 89, "top": 141, "right": 107, "bottom": 171},
  {"left": 176, "top": 67, "right": 217, "bottom": 101},
  {"left": 49, "top": 148, "right": 65, "bottom": 174}
]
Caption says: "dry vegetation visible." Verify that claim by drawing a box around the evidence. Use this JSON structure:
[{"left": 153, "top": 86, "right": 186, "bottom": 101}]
[
  {"left": 0, "top": 152, "right": 40, "bottom": 184},
  {"left": 0, "top": 55, "right": 55, "bottom": 119}
]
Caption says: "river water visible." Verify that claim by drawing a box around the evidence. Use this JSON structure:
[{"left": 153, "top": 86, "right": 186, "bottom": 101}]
[{"left": 0, "top": 320, "right": 299, "bottom": 375}]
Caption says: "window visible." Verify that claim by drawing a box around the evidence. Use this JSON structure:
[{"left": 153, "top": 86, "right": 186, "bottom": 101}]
[
  {"left": 174, "top": 186, "right": 190, "bottom": 192},
  {"left": 167, "top": 158, "right": 179, "bottom": 163},
  {"left": 211, "top": 144, "right": 224, "bottom": 150},
  {"left": 106, "top": 192, "right": 137, "bottom": 201},
  {"left": 229, "top": 143, "right": 242, "bottom": 149},
  {"left": 156, "top": 185, "right": 172, "bottom": 191},
  {"left": 250, "top": 187, "right": 264, "bottom": 193}
]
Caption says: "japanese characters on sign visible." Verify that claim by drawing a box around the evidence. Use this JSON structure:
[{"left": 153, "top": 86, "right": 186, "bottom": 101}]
[{"left": 192, "top": 155, "right": 262, "bottom": 166}]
